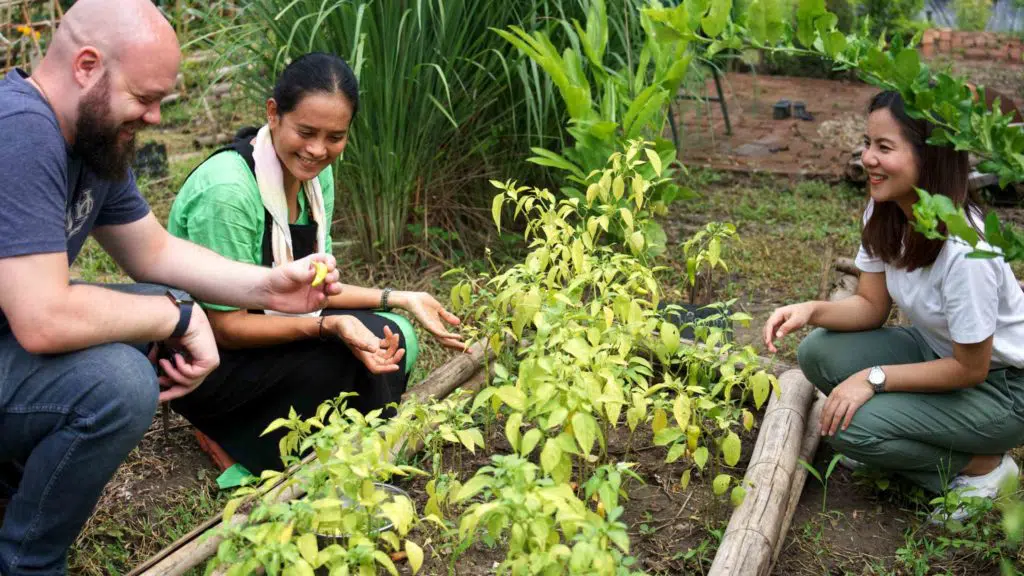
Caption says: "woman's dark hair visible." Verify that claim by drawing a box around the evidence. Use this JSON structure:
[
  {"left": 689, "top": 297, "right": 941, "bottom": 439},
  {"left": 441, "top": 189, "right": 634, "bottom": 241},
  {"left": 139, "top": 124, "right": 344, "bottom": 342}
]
[
  {"left": 861, "top": 90, "right": 975, "bottom": 271},
  {"left": 272, "top": 52, "right": 359, "bottom": 119}
]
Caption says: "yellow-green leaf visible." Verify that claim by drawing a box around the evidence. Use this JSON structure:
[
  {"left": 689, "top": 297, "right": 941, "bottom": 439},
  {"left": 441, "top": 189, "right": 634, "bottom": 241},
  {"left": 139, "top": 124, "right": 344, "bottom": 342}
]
[
  {"left": 722, "top": 431, "right": 741, "bottom": 467},
  {"left": 731, "top": 485, "right": 747, "bottom": 507},
  {"left": 297, "top": 533, "right": 318, "bottom": 566},
  {"left": 572, "top": 412, "right": 596, "bottom": 455},
  {"left": 673, "top": 394, "right": 691, "bottom": 430},
  {"left": 750, "top": 371, "right": 770, "bottom": 410},
  {"left": 505, "top": 412, "right": 523, "bottom": 452},
  {"left": 660, "top": 321, "right": 680, "bottom": 355},
  {"left": 222, "top": 497, "right": 243, "bottom": 525},
  {"left": 652, "top": 408, "right": 668, "bottom": 435},
  {"left": 520, "top": 428, "right": 543, "bottom": 457},
  {"left": 406, "top": 540, "right": 424, "bottom": 574},
  {"left": 680, "top": 468, "right": 692, "bottom": 491},
  {"left": 645, "top": 147, "right": 663, "bottom": 176},
  {"left": 612, "top": 175, "right": 625, "bottom": 200},
  {"left": 713, "top": 474, "right": 731, "bottom": 496},
  {"left": 742, "top": 409, "right": 754, "bottom": 431},
  {"left": 619, "top": 208, "right": 634, "bottom": 230},
  {"left": 492, "top": 194, "right": 503, "bottom": 230},
  {"left": 666, "top": 443, "right": 688, "bottom": 463},
  {"left": 540, "top": 438, "right": 562, "bottom": 474},
  {"left": 693, "top": 446, "right": 709, "bottom": 471}
]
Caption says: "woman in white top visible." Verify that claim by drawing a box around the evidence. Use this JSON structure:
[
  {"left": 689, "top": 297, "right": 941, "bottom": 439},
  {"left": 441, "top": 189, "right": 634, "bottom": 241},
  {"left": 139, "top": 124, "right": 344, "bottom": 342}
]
[{"left": 764, "top": 90, "right": 1024, "bottom": 519}]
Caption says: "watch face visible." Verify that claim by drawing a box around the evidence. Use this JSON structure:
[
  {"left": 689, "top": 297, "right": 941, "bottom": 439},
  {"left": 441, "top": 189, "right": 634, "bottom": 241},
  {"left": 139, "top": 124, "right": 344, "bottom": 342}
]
[
  {"left": 168, "top": 289, "right": 194, "bottom": 304},
  {"left": 868, "top": 367, "right": 884, "bottom": 385}
]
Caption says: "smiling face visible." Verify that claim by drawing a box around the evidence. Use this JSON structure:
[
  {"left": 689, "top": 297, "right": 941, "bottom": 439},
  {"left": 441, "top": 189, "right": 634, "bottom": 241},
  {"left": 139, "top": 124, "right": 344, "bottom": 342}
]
[
  {"left": 861, "top": 107, "right": 921, "bottom": 212},
  {"left": 72, "top": 40, "right": 178, "bottom": 180},
  {"left": 267, "top": 92, "right": 353, "bottom": 182}
]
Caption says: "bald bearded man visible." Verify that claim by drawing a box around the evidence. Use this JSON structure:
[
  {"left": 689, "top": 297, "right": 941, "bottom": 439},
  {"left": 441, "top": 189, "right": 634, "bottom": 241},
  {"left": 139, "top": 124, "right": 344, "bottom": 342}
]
[{"left": 0, "top": 1, "right": 345, "bottom": 573}]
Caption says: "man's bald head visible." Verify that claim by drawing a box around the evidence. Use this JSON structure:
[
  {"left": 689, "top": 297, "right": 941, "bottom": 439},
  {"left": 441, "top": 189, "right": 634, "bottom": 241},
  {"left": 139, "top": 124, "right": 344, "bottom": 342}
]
[
  {"left": 30, "top": 0, "right": 181, "bottom": 181},
  {"left": 52, "top": 0, "right": 179, "bottom": 67}
]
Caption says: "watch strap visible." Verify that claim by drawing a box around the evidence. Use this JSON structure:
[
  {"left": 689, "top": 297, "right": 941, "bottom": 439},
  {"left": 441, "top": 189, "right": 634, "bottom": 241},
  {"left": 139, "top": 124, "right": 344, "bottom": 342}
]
[{"left": 167, "top": 291, "right": 193, "bottom": 339}]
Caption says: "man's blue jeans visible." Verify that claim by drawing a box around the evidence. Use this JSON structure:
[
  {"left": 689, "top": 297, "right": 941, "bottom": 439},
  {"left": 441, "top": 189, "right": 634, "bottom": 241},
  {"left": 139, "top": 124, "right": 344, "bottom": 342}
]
[{"left": 0, "top": 284, "right": 164, "bottom": 575}]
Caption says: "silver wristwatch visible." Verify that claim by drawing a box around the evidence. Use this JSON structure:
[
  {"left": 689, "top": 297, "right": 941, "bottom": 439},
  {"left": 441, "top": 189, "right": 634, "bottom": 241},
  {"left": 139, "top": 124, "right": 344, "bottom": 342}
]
[{"left": 867, "top": 365, "right": 886, "bottom": 394}]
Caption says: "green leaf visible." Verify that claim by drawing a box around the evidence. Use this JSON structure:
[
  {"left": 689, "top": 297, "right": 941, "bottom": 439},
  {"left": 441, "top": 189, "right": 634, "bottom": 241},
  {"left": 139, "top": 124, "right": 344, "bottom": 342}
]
[
  {"left": 455, "top": 475, "right": 492, "bottom": 502},
  {"left": 297, "top": 533, "right": 318, "bottom": 566},
  {"left": 945, "top": 211, "right": 980, "bottom": 246},
  {"left": 491, "top": 194, "right": 503, "bottom": 231},
  {"left": 563, "top": 337, "right": 592, "bottom": 362},
  {"left": 505, "top": 412, "right": 523, "bottom": 452},
  {"left": 660, "top": 322, "right": 681, "bottom": 355},
  {"left": 731, "top": 485, "right": 747, "bottom": 507},
  {"left": 521, "top": 428, "right": 543, "bottom": 457},
  {"left": 673, "top": 394, "right": 691, "bottom": 430},
  {"left": 894, "top": 48, "right": 921, "bottom": 86},
  {"left": 456, "top": 429, "right": 480, "bottom": 454},
  {"left": 572, "top": 412, "right": 597, "bottom": 455},
  {"left": 496, "top": 386, "right": 527, "bottom": 412},
  {"left": 666, "top": 443, "right": 688, "bottom": 463},
  {"left": 722, "top": 431, "right": 741, "bottom": 467},
  {"left": 652, "top": 408, "right": 668, "bottom": 434},
  {"left": 654, "top": 427, "right": 685, "bottom": 446},
  {"left": 694, "top": 446, "right": 709, "bottom": 470},
  {"left": 373, "top": 550, "right": 399, "bottom": 576},
  {"left": 261, "top": 418, "right": 291, "bottom": 436},
  {"left": 406, "top": 540, "right": 425, "bottom": 575},
  {"left": 541, "top": 438, "right": 563, "bottom": 474},
  {"left": 645, "top": 147, "right": 663, "bottom": 176},
  {"left": 750, "top": 371, "right": 770, "bottom": 410},
  {"left": 222, "top": 497, "right": 243, "bottom": 525},
  {"left": 700, "top": 0, "right": 731, "bottom": 38},
  {"left": 713, "top": 474, "right": 731, "bottom": 496}
]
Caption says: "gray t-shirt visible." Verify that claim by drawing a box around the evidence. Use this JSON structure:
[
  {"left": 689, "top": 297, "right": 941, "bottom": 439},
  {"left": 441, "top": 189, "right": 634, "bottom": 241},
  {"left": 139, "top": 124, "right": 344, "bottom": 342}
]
[{"left": 0, "top": 69, "right": 151, "bottom": 332}]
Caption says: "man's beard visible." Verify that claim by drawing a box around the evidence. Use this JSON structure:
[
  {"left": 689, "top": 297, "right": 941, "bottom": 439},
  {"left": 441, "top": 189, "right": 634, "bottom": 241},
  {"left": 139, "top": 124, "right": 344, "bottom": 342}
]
[{"left": 73, "top": 73, "right": 137, "bottom": 182}]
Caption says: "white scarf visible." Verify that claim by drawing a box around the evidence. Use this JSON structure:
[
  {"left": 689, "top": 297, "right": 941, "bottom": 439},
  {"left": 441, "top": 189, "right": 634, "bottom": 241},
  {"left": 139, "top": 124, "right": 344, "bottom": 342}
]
[{"left": 253, "top": 124, "right": 329, "bottom": 317}]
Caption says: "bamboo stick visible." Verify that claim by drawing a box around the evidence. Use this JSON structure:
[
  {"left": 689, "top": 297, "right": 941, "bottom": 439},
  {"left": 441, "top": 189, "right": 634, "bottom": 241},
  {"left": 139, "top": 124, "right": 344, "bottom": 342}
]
[
  {"left": 131, "top": 350, "right": 490, "bottom": 576},
  {"left": 708, "top": 369, "right": 817, "bottom": 576}
]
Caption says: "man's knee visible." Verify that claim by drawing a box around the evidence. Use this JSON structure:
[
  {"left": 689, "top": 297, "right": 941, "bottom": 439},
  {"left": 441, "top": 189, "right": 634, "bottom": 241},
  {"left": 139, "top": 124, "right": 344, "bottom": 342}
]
[{"left": 77, "top": 343, "right": 159, "bottom": 438}]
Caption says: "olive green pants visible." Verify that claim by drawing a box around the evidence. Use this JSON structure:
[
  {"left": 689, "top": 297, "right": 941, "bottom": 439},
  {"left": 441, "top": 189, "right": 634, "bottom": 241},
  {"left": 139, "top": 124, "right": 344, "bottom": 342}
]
[{"left": 798, "top": 327, "right": 1024, "bottom": 493}]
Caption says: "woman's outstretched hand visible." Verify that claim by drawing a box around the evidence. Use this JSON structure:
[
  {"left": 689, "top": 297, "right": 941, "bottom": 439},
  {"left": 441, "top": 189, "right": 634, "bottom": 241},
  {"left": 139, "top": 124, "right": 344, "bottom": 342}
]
[
  {"left": 763, "top": 301, "right": 818, "bottom": 353},
  {"left": 393, "top": 291, "right": 466, "bottom": 351},
  {"left": 326, "top": 315, "right": 405, "bottom": 374}
]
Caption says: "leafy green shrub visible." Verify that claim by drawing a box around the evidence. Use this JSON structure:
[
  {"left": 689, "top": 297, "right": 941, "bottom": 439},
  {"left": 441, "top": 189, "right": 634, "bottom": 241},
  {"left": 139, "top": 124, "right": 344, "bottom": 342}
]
[
  {"left": 954, "top": 0, "right": 992, "bottom": 31},
  {"left": 853, "top": 0, "right": 926, "bottom": 39}
]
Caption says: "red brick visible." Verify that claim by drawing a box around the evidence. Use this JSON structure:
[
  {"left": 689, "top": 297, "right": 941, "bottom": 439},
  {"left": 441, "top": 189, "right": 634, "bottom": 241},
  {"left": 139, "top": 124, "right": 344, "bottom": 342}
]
[
  {"left": 921, "top": 43, "right": 935, "bottom": 58},
  {"left": 939, "top": 39, "right": 952, "bottom": 53},
  {"left": 965, "top": 47, "right": 988, "bottom": 59},
  {"left": 952, "top": 36, "right": 964, "bottom": 48},
  {"left": 938, "top": 28, "right": 953, "bottom": 42},
  {"left": 923, "top": 29, "right": 939, "bottom": 44}
]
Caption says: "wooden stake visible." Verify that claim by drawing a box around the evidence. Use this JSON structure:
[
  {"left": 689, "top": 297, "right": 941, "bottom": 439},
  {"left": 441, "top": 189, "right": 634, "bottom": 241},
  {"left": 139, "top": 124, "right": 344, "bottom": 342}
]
[
  {"left": 771, "top": 391, "right": 826, "bottom": 570},
  {"left": 708, "top": 370, "right": 817, "bottom": 576}
]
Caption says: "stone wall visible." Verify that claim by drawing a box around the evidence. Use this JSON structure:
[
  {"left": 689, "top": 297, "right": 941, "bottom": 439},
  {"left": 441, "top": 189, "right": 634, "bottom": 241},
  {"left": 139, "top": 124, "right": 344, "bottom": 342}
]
[{"left": 920, "top": 28, "right": 1024, "bottom": 64}]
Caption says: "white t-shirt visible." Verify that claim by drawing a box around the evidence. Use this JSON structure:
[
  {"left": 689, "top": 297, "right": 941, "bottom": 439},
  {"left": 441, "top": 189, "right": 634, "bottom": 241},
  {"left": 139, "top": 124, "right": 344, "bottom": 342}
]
[{"left": 855, "top": 200, "right": 1024, "bottom": 369}]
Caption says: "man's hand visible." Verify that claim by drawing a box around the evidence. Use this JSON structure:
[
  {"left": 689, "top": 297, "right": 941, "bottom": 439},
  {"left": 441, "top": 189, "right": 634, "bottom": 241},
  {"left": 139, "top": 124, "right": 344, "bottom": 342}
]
[
  {"left": 327, "top": 315, "right": 405, "bottom": 374},
  {"left": 153, "top": 305, "right": 220, "bottom": 401},
  {"left": 264, "top": 254, "right": 344, "bottom": 314},
  {"left": 820, "top": 369, "right": 874, "bottom": 437},
  {"left": 393, "top": 291, "right": 465, "bottom": 351}
]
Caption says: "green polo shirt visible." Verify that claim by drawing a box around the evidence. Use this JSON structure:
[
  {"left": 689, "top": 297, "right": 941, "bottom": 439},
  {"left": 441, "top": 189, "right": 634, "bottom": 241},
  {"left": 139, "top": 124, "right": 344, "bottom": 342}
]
[{"left": 168, "top": 150, "right": 335, "bottom": 311}]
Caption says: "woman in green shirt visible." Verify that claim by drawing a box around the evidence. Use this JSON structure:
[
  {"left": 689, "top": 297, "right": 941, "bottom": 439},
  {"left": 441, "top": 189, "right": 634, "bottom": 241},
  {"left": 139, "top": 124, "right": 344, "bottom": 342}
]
[{"left": 167, "top": 53, "right": 464, "bottom": 474}]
